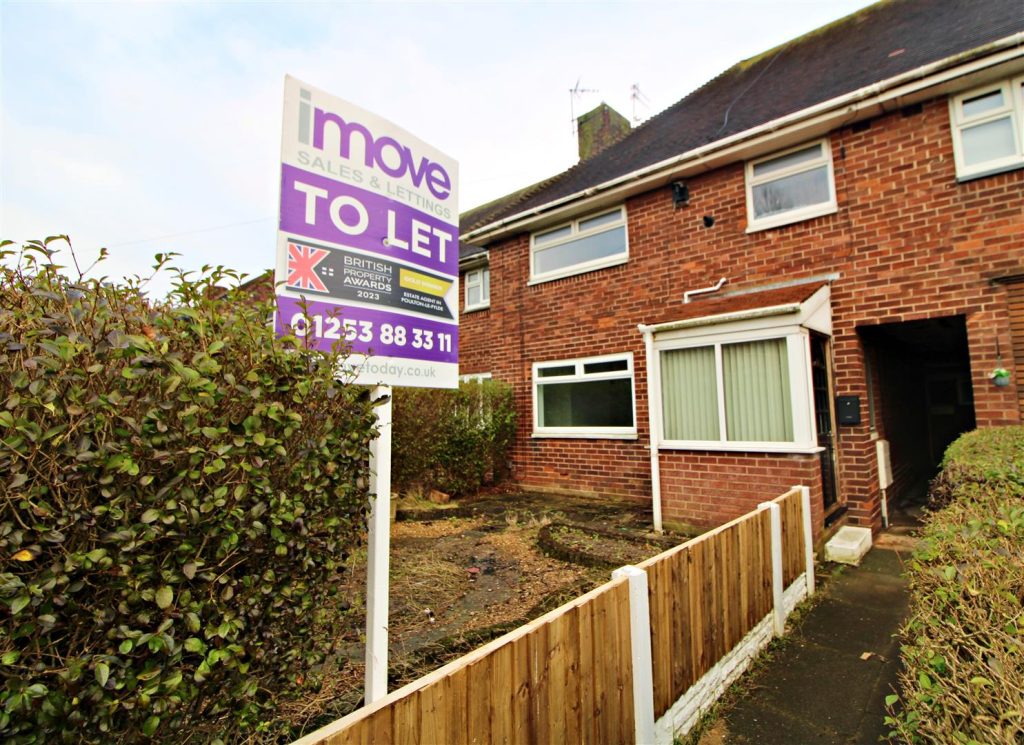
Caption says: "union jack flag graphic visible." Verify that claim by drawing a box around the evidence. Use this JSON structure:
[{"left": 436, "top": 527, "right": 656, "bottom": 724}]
[{"left": 287, "top": 242, "right": 329, "bottom": 292}]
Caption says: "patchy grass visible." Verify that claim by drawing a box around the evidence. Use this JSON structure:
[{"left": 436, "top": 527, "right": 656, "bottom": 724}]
[
  {"left": 289, "top": 491, "right": 667, "bottom": 737},
  {"left": 540, "top": 522, "right": 673, "bottom": 568}
]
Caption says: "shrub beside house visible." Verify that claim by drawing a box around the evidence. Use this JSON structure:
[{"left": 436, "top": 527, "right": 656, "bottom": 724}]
[
  {"left": 0, "top": 241, "right": 378, "bottom": 742},
  {"left": 889, "top": 426, "right": 1024, "bottom": 743}
]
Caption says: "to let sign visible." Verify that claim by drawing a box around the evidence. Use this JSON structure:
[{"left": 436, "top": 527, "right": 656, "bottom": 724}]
[{"left": 274, "top": 75, "right": 459, "bottom": 389}]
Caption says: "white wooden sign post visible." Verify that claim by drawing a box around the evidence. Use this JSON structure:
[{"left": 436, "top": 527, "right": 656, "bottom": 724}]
[
  {"left": 365, "top": 385, "right": 393, "bottom": 701},
  {"left": 273, "top": 76, "right": 459, "bottom": 703}
]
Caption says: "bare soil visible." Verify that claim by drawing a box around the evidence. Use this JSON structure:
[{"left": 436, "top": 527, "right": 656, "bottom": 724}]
[{"left": 287, "top": 491, "right": 681, "bottom": 735}]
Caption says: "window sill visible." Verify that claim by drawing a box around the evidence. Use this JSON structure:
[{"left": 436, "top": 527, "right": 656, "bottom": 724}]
[
  {"left": 658, "top": 441, "right": 824, "bottom": 455},
  {"left": 528, "top": 255, "right": 628, "bottom": 286},
  {"left": 745, "top": 203, "right": 838, "bottom": 234},
  {"left": 955, "top": 160, "right": 1023, "bottom": 183},
  {"left": 463, "top": 303, "right": 490, "bottom": 314},
  {"left": 532, "top": 431, "right": 638, "bottom": 441}
]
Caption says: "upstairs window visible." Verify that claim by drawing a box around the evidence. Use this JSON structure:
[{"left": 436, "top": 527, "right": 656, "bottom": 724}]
[
  {"left": 950, "top": 77, "right": 1024, "bottom": 180},
  {"left": 530, "top": 206, "right": 628, "bottom": 283},
  {"left": 533, "top": 353, "right": 636, "bottom": 438},
  {"left": 464, "top": 267, "right": 490, "bottom": 311},
  {"left": 745, "top": 140, "right": 837, "bottom": 231}
]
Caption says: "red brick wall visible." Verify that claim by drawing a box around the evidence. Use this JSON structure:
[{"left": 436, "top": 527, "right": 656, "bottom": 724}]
[
  {"left": 660, "top": 452, "right": 824, "bottom": 538},
  {"left": 461, "top": 92, "right": 1024, "bottom": 532}
]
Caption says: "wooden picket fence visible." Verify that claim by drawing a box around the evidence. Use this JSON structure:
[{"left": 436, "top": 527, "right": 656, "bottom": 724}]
[{"left": 294, "top": 486, "right": 815, "bottom": 745}]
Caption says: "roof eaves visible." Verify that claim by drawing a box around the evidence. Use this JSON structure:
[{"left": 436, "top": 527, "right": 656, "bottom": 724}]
[
  {"left": 462, "top": 30, "right": 1024, "bottom": 245},
  {"left": 460, "top": 172, "right": 566, "bottom": 233}
]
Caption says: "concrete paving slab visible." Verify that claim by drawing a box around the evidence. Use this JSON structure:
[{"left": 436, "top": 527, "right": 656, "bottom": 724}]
[
  {"left": 747, "top": 639, "right": 888, "bottom": 736},
  {"left": 798, "top": 601, "right": 903, "bottom": 654},
  {"left": 857, "top": 652, "right": 903, "bottom": 744},
  {"left": 818, "top": 569, "right": 907, "bottom": 613},
  {"left": 846, "top": 547, "right": 910, "bottom": 576},
  {"left": 724, "top": 699, "right": 842, "bottom": 744}
]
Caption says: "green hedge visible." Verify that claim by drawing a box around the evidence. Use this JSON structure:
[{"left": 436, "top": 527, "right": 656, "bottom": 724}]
[
  {"left": 0, "top": 240, "right": 378, "bottom": 742},
  {"left": 888, "top": 426, "right": 1024, "bottom": 743},
  {"left": 392, "top": 379, "right": 515, "bottom": 497}
]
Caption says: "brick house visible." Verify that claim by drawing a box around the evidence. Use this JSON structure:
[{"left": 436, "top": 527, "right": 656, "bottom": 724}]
[{"left": 457, "top": 0, "right": 1024, "bottom": 536}]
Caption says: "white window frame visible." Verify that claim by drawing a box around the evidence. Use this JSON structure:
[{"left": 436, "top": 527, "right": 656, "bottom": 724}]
[
  {"left": 529, "top": 206, "right": 628, "bottom": 284},
  {"left": 654, "top": 325, "right": 819, "bottom": 453},
  {"left": 745, "top": 139, "right": 838, "bottom": 232},
  {"left": 949, "top": 76, "right": 1024, "bottom": 181},
  {"left": 464, "top": 266, "right": 490, "bottom": 312},
  {"left": 532, "top": 352, "right": 637, "bottom": 439},
  {"left": 459, "top": 372, "right": 492, "bottom": 383}
]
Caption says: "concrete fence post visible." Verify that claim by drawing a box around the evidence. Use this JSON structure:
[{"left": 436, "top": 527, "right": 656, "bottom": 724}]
[
  {"left": 612, "top": 565, "right": 656, "bottom": 745},
  {"left": 758, "top": 502, "right": 785, "bottom": 637},
  {"left": 799, "top": 485, "right": 816, "bottom": 596}
]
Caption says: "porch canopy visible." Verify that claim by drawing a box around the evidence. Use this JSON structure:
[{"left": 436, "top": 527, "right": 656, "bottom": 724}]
[{"left": 638, "top": 281, "right": 832, "bottom": 531}]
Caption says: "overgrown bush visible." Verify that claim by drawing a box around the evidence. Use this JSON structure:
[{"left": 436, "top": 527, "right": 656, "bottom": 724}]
[
  {"left": 0, "top": 238, "right": 378, "bottom": 742},
  {"left": 887, "top": 426, "right": 1024, "bottom": 744},
  {"left": 392, "top": 379, "right": 515, "bottom": 497}
]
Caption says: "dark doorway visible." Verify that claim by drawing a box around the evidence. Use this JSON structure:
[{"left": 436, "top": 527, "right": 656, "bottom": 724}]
[{"left": 859, "top": 315, "right": 976, "bottom": 505}]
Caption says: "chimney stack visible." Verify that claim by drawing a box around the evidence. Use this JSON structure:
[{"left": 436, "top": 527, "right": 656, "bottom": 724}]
[{"left": 577, "top": 103, "right": 631, "bottom": 161}]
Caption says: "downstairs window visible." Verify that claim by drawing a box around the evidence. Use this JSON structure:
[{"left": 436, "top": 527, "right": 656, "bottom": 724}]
[{"left": 533, "top": 353, "right": 636, "bottom": 438}]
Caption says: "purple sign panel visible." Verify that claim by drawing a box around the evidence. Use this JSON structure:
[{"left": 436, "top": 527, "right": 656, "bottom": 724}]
[
  {"left": 280, "top": 164, "right": 457, "bottom": 278},
  {"left": 276, "top": 76, "right": 458, "bottom": 388},
  {"left": 275, "top": 295, "right": 458, "bottom": 364}
]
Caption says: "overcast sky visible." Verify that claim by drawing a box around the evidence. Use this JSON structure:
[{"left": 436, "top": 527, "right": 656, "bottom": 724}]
[{"left": 1, "top": 0, "right": 875, "bottom": 295}]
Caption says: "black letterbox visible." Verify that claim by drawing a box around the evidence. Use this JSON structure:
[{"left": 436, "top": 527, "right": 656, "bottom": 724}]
[{"left": 836, "top": 396, "right": 861, "bottom": 426}]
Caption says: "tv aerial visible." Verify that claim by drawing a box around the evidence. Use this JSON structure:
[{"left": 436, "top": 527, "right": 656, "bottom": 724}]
[
  {"left": 631, "top": 83, "right": 651, "bottom": 123},
  {"left": 569, "top": 78, "right": 599, "bottom": 133}
]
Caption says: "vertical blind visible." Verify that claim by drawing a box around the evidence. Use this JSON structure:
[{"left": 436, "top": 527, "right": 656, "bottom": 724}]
[
  {"left": 723, "top": 338, "right": 793, "bottom": 442},
  {"left": 661, "top": 337, "right": 794, "bottom": 443},
  {"left": 661, "top": 346, "right": 720, "bottom": 440}
]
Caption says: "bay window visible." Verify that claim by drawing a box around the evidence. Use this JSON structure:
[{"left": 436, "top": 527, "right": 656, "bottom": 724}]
[
  {"left": 649, "top": 281, "right": 833, "bottom": 454},
  {"left": 661, "top": 336, "right": 800, "bottom": 446}
]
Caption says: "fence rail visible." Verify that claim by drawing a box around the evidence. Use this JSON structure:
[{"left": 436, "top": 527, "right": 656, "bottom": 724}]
[{"left": 295, "top": 485, "right": 814, "bottom": 745}]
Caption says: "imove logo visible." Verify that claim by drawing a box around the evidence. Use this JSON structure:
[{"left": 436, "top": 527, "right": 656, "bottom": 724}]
[{"left": 297, "top": 88, "right": 452, "bottom": 201}]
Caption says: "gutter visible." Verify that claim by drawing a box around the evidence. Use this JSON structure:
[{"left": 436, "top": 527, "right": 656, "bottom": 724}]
[
  {"left": 642, "top": 303, "right": 803, "bottom": 335},
  {"left": 463, "top": 32, "right": 1024, "bottom": 244},
  {"left": 458, "top": 249, "right": 489, "bottom": 270}
]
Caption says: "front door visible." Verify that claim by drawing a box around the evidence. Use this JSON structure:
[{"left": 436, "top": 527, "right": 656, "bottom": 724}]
[{"left": 811, "top": 335, "right": 839, "bottom": 511}]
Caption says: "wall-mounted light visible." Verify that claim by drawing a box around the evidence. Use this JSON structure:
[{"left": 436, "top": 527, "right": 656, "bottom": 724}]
[
  {"left": 672, "top": 181, "right": 689, "bottom": 208},
  {"left": 703, "top": 215, "right": 715, "bottom": 228}
]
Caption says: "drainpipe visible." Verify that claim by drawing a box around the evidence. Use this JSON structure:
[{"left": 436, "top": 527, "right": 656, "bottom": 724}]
[
  {"left": 683, "top": 277, "right": 726, "bottom": 304},
  {"left": 638, "top": 324, "right": 663, "bottom": 533}
]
